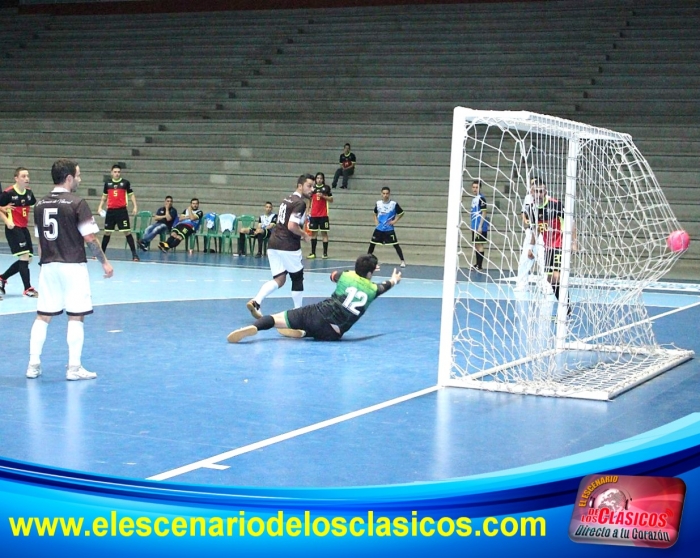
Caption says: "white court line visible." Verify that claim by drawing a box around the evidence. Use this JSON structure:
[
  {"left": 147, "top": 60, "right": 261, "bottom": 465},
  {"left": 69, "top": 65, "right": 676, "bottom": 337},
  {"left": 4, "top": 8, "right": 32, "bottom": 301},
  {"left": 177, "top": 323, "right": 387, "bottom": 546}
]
[
  {"left": 581, "top": 300, "right": 700, "bottom": 344},
  {"left": 147, "top": 385, "right": 439, "bottom": 481}
]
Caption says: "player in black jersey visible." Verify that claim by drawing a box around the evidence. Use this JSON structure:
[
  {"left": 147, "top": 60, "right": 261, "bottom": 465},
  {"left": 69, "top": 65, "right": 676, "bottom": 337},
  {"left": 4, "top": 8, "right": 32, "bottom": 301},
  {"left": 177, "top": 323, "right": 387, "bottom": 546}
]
[
  {"left": 246, "top": 174, "right": 314, "bottom": 319},
  {"left": 97, "top": 164, "right": 140, "bottom": 261},
  {"left": 0, "top": 167, "right": 38, "bottom": 298},
  {"left": 27, "top": 159, "right": 113, "bottom": 381}
]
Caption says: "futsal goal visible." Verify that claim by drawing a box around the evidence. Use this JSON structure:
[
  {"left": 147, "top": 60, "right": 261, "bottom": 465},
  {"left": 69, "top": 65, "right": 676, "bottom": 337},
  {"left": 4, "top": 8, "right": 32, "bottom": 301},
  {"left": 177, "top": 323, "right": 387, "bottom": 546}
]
[{"left": 438, "top": 108, "right": 693, "bottom": 400}]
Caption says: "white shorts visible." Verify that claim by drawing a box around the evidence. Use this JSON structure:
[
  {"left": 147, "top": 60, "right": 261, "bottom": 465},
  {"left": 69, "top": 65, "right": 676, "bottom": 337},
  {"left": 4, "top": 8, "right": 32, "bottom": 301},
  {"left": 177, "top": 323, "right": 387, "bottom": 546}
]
[
  {"left": 37, "top": 262, "right": 93, "bottom": 316},
  {"left": 267, "top": 248, "right": 303, "bottom": 277}
]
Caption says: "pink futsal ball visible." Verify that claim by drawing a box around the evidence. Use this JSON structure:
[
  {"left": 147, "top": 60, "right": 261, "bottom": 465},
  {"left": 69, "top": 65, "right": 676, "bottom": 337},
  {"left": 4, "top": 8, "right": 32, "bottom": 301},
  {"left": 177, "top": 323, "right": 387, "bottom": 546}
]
[{"left": 667, "top": 230, "right": 691, "bottom": 253}]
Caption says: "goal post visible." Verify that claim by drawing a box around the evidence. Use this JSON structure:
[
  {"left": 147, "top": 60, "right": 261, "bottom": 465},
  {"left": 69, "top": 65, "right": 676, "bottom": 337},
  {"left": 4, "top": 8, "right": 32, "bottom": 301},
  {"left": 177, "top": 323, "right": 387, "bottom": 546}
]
[{"left": 438, "top": 108, "right": 693, "bottom": 400}]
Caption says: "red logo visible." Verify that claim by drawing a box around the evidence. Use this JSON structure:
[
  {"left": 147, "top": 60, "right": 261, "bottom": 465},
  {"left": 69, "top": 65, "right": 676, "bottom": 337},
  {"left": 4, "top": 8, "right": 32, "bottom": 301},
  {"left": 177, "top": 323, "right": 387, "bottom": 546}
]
[{"left": 569, "top": 474, "right": 685, "bottom": 548}]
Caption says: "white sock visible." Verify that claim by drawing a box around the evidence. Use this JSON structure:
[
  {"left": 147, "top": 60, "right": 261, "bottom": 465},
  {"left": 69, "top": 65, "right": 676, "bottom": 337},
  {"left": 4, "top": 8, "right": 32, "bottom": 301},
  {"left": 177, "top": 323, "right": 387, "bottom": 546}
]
[
  {"left": 67, "top": 320, "right": 84, "bottom": 368},
  {"left": 291, "top": 291, "right": 304, "bottom": 308},
  {"left": 255, "top": 280, "right": 279, "bottom": 304},
  {"left": 29, "top": 320, "right": 49, "bottom": 365}
]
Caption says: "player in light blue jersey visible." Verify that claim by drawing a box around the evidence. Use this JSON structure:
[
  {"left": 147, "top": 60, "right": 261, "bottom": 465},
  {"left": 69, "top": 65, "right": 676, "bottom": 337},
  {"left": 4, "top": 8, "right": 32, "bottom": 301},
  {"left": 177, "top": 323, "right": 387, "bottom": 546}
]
[
  {"left": 367, "top": 187, "right": 406, "bottom": 269},
  {"left": 470, "top": 179, "right": 489, "bottom": 271},
  {"left": 227, "top": 254, "right": 401, "bottom": 343}
]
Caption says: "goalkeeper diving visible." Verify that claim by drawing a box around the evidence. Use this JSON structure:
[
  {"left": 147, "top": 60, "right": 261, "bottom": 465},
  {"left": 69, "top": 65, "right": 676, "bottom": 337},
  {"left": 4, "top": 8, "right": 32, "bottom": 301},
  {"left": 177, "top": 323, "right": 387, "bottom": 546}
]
[{"left": 227, "top": 253, "right": 401, "bottom": 343}]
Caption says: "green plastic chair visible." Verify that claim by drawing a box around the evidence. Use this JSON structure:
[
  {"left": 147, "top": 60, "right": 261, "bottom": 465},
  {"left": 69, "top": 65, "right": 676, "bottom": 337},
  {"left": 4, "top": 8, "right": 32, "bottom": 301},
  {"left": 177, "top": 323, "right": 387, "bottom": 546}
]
[
  {"left": 216, "top": 214, "right": 237, "bottom": 254},
  {"left": 127, "top": 210, "right": 152, "bottom": 247}
]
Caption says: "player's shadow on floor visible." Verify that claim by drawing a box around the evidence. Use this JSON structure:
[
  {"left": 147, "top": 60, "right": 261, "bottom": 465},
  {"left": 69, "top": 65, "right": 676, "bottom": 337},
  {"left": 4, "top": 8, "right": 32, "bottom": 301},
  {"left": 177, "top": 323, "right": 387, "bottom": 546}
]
[{"left": 240, "top": 332, "right": 389, "bottom": 343}]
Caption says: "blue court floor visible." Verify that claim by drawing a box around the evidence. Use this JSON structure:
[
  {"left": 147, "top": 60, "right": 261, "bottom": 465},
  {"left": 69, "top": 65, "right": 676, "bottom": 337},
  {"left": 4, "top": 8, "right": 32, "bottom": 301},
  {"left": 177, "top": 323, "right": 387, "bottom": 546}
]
[{"left": 1, "top": 249, "right": 699, "bottom": 487}]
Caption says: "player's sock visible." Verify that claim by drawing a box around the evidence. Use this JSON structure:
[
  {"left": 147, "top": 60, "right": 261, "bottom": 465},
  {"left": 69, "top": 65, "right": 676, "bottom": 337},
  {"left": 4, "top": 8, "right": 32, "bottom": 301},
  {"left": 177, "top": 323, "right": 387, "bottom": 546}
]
[
  {"left": 125, "top": 234, "right": 138, "bottom": 257},
  {"left": 18, "top": 260, "right": 31, "bottom": 290},
  {"left": 101, "top": 234, "right": 111, "bottom": 252},
  {"left": 367, "top": 244, "right": 375, "bottom": 255},
  {"left": 553, "top": 283, "right": 560, "bottom": 300},
  {"left": 323, "top": 241, "right": 328, "bottom": 257},
  {"left": 394, "top": 244, "right": 405, "bottom": 261},
  {"left": 29, "top": 319, "right": 49, "bottom": 365},
  {"left": 253, "top": 316, "right": 275, "bottom": 331},
  {"left": 67, "top": 320, "right": 85, "bottom": 368},
  {"left": 291, "top": 291, "right": 303, "bottom": 308},
  {"left": 256, "top": 280, "right": 279, "bottom": 304},
  {"left": 310, "top": 238, "right": 317, "bottom": 255},
  {"left": 1, "top": 260, "right": 20, "bottom": 280},
  {"left": 168, "top": 236, "right": 182, "bottom": 249}
]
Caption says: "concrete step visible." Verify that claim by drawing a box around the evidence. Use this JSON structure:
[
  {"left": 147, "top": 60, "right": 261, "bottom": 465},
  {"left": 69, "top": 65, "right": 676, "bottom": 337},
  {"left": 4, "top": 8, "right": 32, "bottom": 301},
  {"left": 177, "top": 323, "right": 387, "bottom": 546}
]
[{"left": 231, "top": 88, "right": 580, "bottom": 103}]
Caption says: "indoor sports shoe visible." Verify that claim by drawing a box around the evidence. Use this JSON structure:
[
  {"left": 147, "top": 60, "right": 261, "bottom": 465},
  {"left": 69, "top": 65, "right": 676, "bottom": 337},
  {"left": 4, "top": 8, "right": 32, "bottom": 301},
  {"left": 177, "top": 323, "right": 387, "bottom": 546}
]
[
  {"left": 246, "top": 299, "right": 262, "bottom": 319},
  {"left": 138, "top": 240, "right": 148, "bottom": 251},
  {"left": 66, "top": 365, "right": 97, "bottom": 381},
  {"left": 23, "top": 287, "right": 39, "bottom": 298},
  {"left": 132, "top": 254, "right": 140, "bottom": 262},
  {"left": 400, "top": 261, "right": 406, "bottom": 268},
  {"left": 277, "top": 328, "right": 307, "bottom": 339},
  {"left": 227, "top": 325, "right": 258, "bottom": 343},
  {"left": 322, "top": 254, "right": 328, "bottom": 259},
  {"left": 0, "top": 277, "right": 6, "bottom": 296},
  {"left": 26, "top": 363, "right": 42, "bottom": 379},
  {"left": 307, "top": 253, "right": 316, "bottom": 259},
  {"left": 158, "top": 241, "right": 169, "bottom": 252}
]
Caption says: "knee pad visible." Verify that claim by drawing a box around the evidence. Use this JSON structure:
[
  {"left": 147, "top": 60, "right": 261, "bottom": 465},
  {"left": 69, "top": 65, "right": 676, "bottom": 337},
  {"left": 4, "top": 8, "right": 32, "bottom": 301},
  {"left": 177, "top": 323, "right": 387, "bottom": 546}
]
[{"left": 290, "top": 269, "right": 304, "bottom": 291}]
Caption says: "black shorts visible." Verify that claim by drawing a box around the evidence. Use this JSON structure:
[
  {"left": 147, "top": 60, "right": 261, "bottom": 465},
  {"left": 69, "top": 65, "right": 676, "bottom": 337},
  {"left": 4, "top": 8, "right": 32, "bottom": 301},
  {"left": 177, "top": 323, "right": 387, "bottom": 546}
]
[
  {"left": 172, "top": 223, "right": 195, "bottom": 239},
  {"left": 370, "top": 229, "right": 398, "bottom": 245},
  {"left": 5, "top": 226, "right": 33, "bottom": 256},
  {"left": 472, "top": 230, "right": 488, "bottom": 243},
  {"left": 308, "top": 217, "right": 330, "bottom": 232},
  {"left": 104, "top": 207, "right": 131, "bottom": 232},
  {"left": 545, "top": 248, "right": 562, "bottom": 274},
  {"left": 285, "top": 304, "right": 342, "bottom": 341}
]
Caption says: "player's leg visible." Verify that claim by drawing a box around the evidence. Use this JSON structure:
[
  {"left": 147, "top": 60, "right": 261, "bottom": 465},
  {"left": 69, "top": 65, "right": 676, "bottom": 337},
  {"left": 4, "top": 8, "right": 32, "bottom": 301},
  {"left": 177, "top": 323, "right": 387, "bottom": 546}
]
[
  {"left": 254, "top": 232, "right": 264, "bottom": 257},
  {"left": 341, "top": 167, "right": 353, "bottom": 189},
  {"left": 228, "top": 311, "right": 303, "bottom": 343},
  {"left": 27, "top": 263, "right": 62, "bottom": 378},
  {"left": 118, "top": 211, "right": 138, "bottom": 260},
  {"left": 367, "top": 227, "right": 382, "bottom": 255},
  {"left": 332, "top": 168, "right": 342, "bottom": 188},
  {"left": 27, "top": 315, "right": 51, "bottom": 378},
  {"left": 514, "top": 233, "right": 536, "bottom": 291},
  {"left": 64, "top": 264, "right": 97, "bottom": 380},
  {"left": 161, "top": 227, "right": 187, "bottom": 250},
  {"left": 18, "top": 255, "right": 36, "bottom": 296},
  {"left": 237, "top": 230, "right": 247, "bottom": 256},
  {"left": 309, "top": 228, "right": 318, "bottom": 258},
  {"left": 1, "top": 228, "right": 28, "bottom": 294},
  {"left": 321, "top": 230, "right": 329, "bottom": 259},
  {"left": 289, "top": 268, "right": 304, "bottom": 308},
  {"left": 102, "top": 210, "right": 115, "bottom": 252},
  {"left": 247, "top": 249, "right": 290, "bottom": 317}
]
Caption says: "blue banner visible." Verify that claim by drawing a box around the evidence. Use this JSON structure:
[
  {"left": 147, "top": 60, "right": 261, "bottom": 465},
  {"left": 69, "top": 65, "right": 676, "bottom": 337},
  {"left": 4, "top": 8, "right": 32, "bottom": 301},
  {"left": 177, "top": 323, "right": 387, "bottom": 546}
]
[{"left": 3, "top": 414, "right": 700, "bottom": 556}]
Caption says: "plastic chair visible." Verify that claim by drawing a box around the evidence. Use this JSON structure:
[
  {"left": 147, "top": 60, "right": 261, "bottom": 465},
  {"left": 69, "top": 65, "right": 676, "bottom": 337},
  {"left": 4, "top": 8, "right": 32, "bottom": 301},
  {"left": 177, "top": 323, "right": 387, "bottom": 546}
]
[
  {"left": 203, "top": 214, "right": 222, "bottom": 253},
  {"left": 216, "top": 214, "right": 237, "bottom": 254},
  {"left": 128, "top": 211, "right": 152, "bottom": 247},
  {"left": 190, "top": 213, "right": 215, "bottom": 252}
]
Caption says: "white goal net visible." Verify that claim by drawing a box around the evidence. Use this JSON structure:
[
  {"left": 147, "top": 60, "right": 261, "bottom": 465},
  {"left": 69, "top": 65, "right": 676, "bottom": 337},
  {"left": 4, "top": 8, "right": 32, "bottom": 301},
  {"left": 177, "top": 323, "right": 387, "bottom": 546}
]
[{"left": 438, "top": 108, "right": 693, "bottom": 400}]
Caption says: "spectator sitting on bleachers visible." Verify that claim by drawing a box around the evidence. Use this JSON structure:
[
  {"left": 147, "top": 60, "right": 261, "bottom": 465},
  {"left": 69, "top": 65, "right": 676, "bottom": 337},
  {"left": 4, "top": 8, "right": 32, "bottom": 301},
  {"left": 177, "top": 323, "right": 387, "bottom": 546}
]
[
  {"left": 331, "top": 143, "right": 356, "bottom": 190},
  {"left": 237, "top": 201, "right": 277, "bottom": 257},
  {"left": 138, "top": 195, "right": 178, "bottom": 251},
  {"left": 158, "top": 198, "right": 203, "bottom": 252}
]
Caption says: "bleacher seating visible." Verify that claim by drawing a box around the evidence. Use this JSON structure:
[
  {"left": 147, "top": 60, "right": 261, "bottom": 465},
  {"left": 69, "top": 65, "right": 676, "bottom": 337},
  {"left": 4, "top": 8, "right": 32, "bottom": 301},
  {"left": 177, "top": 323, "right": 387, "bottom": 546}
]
[{"left": 0, "top": 0, "right": 697, "bottom": 273}]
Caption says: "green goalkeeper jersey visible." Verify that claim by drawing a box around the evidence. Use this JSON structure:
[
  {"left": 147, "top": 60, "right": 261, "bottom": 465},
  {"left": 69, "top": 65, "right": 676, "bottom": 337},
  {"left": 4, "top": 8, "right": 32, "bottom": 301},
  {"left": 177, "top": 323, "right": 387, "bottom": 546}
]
[{"left": 317, "top": 271, "right": 380, "bottom": 334}]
